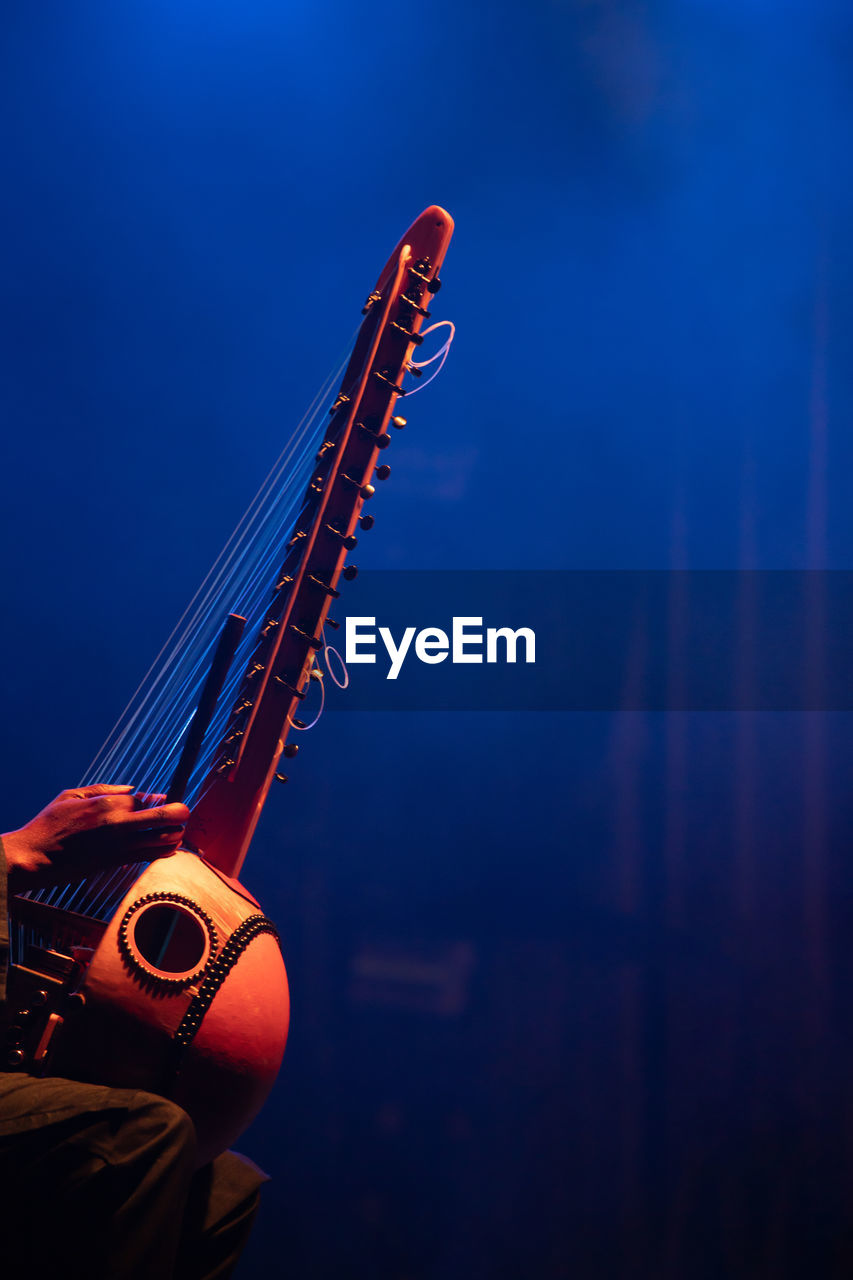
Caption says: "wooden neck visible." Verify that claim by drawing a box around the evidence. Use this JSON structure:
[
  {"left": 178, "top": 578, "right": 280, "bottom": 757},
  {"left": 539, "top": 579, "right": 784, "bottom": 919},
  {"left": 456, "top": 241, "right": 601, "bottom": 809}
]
[{"left": 184, "top": 206, "right": 454, "bottom": 876}]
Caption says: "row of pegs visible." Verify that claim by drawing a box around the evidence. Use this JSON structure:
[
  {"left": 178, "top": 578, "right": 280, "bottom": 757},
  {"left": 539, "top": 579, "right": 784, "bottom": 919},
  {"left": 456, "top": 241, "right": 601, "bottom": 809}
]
[{"left": 273, "top": 409, "right": 409, "bottom": 784}]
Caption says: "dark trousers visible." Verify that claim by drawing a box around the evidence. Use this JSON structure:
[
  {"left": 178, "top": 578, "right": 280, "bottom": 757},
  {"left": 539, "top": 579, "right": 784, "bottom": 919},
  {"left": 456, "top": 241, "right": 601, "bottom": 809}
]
[{"left": 0, "top": 1074, "right": 264, "bottom": 1279}]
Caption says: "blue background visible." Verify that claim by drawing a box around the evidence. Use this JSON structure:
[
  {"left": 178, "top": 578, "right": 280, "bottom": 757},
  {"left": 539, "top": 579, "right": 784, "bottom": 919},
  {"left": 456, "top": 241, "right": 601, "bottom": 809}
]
[{"left": 2, "top": 2, "right": 853, "bottom": 1276}]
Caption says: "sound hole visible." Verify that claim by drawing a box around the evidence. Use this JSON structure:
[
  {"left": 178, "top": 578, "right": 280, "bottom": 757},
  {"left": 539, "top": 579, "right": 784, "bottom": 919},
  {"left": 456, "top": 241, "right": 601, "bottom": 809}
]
[{"left": 133, "top": 904, "right": 207, "bottom": 974}]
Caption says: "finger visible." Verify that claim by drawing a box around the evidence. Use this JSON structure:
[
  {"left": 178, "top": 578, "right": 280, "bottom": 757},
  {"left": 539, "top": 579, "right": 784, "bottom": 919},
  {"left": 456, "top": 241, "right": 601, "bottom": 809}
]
[
  {"left": 60, "top": 792, "right": 137, "bottom": 831},
  {"left": 114, "top": 829, "right": 185, "bottom": 849},
  {"left": 120, "top": 824, "right": 185, "bottom": 841},
  {"left": 114, "top": 803, "right": 191, "bottom": 828},
  {"left": 64, "top": 822, "right": 185, "bottom": 851},
  {"left": 133, "top": 792, "right": 167, "bottom": 809},
  {"left": 63, "top": 784, "right": 135, "bottom": 799},
  {"left": 68, "top": 792, "right": 158, "bottom": 832},
  {"left": 46, "top": 834, "right": 184, "bottom": 883},
  {"left": 83, "top": 793, "right": 138, "bottom": 819}
]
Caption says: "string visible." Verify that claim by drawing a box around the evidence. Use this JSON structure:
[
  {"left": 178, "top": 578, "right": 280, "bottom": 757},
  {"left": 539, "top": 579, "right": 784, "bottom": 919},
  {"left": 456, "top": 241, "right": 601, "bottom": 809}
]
[
  {"left": 81, "top": 339, "right": 354, "bottom": 793},
  {"left": 280, "top": 630, "right": 351, "bottom": 738},
  {"left": 81, "top": 385, "right": 328, "bottom": 787},
  {"left": 42, "top": 416, "right": 326, "bottom": 916},
  {"left": 32, "top": 338, "right": 356, "bottom": 915},
  {"left": 286, "top": 662, "right": 326, "bottom": 733},
  {"left": 405, "top": 320, "right": 455, "bottom": 395},
  {"left": 81, "top": 427, "right": 309, "bottom": 783},
  {"left": 33, "top": 305, "right": 455, "bottom": 921},
  {"left": 130, "top": 464, "right": 320, "bottom": 798},
  {"left": 82, "top": 340, "right": 350, "bottom": 783},
  {"left": 324, "top": 638, "right": 350, "bottom": 689},
  {"left": 128, "top": 319, "right": 452, "bottom": 798}
]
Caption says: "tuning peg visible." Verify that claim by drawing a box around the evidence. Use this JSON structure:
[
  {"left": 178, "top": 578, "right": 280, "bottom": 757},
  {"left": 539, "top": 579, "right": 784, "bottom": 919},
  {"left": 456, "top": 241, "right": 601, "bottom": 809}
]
[
  {"left": 391, "top": 416, "right": 406, "bottom": 429},
  {"left": 359, "top": 514, "right": 374, "bottom": 531},
  {"left": 343, "top": 565, "right": 358, "bottom": 581},
  {"left": 427, "top": 275, "right": 442, "bottom": 293},
  {"left": 373, "top": 370, "right": 407, "bottom": 395},
  {"left": 325, "top": 617, "right": 340, "bottom": 630},
  {"left": 358, "top": 422, "right": 390, "bottom": 448},
  {"left": 290, "top": 625, "right": 323, "bottom": 651},
  {"left": 402, "top": 298, "right": 431, "bottom": 320},
  {"left": 376, "top": 464, "right": 391, "bottom": 481},
  {"left": 391, "top": 320, "right": 424, "bottom": 345},
  {"left": 283, "top": 743, "right": 300, "bottom": 759},
  {"left": 326, "top": 523, "right": 357, "bottom": 550},
  {"left": 309, "top": 575, "right": 340, "bottom": 599},
  {"left": 341, "top": 474, "right": 375, "bottom": 500},
  {"left": 274, "top": 676, "right": 306, "bottom": 700}
]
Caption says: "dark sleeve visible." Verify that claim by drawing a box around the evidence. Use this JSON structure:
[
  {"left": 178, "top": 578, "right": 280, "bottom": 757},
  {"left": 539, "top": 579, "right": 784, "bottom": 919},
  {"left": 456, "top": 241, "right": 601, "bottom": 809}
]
[{"left": 0, "top": 836, "right": 9, "bottom": 1004}]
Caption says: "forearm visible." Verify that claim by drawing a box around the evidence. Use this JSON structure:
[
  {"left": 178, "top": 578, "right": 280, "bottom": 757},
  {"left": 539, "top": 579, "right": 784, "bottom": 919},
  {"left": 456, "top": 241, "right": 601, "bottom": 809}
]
[
  {"left": 1, "top": 826, "right": 59, "bottom": 889},
  {"left": 1, "top": 829, "right": 38, "bottom": 891}
]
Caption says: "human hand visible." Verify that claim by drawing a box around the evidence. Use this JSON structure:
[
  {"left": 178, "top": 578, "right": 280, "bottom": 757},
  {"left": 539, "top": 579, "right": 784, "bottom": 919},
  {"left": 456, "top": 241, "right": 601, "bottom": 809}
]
[{"left": 2, "top": 784, "right": 190, "bottom": 889}]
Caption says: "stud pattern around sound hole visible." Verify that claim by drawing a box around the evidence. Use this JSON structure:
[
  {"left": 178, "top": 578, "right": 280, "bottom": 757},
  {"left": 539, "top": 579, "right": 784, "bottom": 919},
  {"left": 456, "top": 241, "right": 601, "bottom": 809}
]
[{"left": 118, "top": 893, "right": 218, "bottom": 987}]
